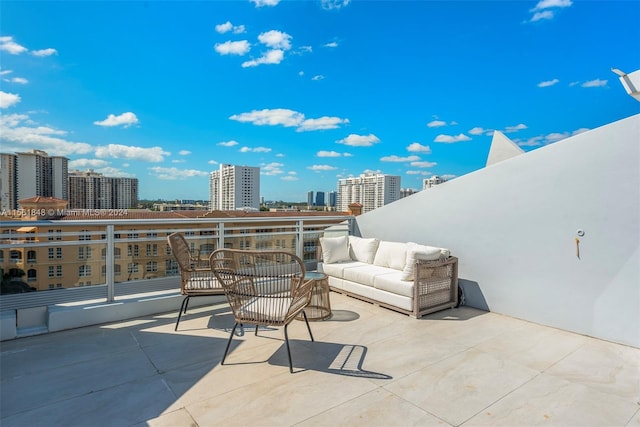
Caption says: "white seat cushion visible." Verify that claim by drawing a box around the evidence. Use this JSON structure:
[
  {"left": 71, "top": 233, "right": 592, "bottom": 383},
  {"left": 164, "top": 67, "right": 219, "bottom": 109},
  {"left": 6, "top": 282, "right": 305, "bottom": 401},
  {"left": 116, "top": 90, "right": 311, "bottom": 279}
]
[
  {"left": 374, "top": 271, "right": 414, "bottom": 298},
  {"left": 343, "top": 265, "right": 396, "bottom": 287},
  {"left": 318, "top": 261, "right": 366, "bottom": 279}
]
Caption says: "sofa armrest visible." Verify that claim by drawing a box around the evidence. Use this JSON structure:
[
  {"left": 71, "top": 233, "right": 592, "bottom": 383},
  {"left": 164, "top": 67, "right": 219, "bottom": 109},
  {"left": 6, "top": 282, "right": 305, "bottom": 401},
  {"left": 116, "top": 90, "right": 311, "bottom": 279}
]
[{"left": 413, "top": 256, "right": 459, "bottom": 317}]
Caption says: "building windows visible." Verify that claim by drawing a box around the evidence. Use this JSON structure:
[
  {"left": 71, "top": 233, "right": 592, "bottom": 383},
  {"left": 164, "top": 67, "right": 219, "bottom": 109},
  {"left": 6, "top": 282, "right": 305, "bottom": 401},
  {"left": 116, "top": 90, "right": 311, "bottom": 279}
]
[
  {"left": 78, "top": 246, "right": 92, "bottom": 260},
  {"left": 127, "top": 263, "right": 139, "bottom": 273},
  {"left": 127, "top": 244, "right": 139, "bottom": 257},
  {"left": 146, "top": 244, "right": 158, "bottom": 256},
  {"left": 78, "top": 265, "right": 92, "bottom": 277},
  {"left": 27, "top": 250, "right": 36, "bottom": 263},
  {"left": 56, "top": 265, "right": 63, "bottom": 277},
  {"left": 146, "top": 261, "right": 158, "bottom": 272},
  {"left": 79, "top": 229, "right": 91, "bottom": 241}
]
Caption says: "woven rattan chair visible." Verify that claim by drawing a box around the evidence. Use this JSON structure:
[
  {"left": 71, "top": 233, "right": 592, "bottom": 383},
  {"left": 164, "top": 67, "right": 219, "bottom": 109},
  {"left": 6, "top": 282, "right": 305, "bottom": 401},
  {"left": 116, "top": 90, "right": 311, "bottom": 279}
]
[
  {"left": 210, "top": 249, "right": 315, "bottom": 373},
  {"left": 167, "top": 232, "right": 224, "bottom": 331}
]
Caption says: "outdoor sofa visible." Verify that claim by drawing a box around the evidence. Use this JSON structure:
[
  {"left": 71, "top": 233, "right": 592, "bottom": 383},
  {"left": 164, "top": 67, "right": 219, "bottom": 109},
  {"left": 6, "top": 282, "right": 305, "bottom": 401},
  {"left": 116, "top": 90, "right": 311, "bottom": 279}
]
[{"left": 317, "top": 235, "right": 458, "bottom": 318}]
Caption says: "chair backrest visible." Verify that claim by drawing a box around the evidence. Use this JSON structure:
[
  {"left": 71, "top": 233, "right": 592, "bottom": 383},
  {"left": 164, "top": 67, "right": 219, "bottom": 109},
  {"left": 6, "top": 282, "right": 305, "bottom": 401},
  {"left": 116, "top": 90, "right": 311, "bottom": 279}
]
[
  {"left": 210, "top": 249, "right": 310, "bottom": 324},
  {"left": 167, "top": 232, "right": 196, "bottom": 271}
]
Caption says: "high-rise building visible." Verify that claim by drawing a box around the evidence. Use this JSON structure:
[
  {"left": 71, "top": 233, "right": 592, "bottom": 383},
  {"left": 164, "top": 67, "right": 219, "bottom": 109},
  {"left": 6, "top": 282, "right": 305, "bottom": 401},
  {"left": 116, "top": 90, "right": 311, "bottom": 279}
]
[
  {"left": 0, "top": 153, "right": 17, "bottom": 211},
  {"left": 315, "top": 191, "right": 325, "bottom": 207},
  {"left": 327, "top": 191, "right": 337, "bottom": 208},
  {"left": 337, "top": 173, "right": 401, "bottom": 214},
  {"left": 400, "top": 188, "right": 419, "bottom": 198},
  {"left": 307, "top": 191, "right": 314, "bottom": 206},
  {"left": 0, "top": 150, "right": 68, "bottom": 211},
  {"left": 68, "top": 170, "right": 139, "bottom": 209},
  {"left": 209, "top": 164, "right": 260, "bottom": 211},
  {"left": 423, "top": 175, "right": 447, "bottom": 189}
]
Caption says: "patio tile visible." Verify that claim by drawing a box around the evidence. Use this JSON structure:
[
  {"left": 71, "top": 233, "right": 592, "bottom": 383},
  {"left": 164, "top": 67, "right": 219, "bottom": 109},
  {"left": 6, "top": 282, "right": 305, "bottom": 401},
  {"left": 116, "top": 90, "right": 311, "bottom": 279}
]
[
  {"left": 384, "top": 348, "right": 540, "bottom": 426},
  {"left": 295, "top": 388, "right": 450, "bottom": 426},
  {"left": 464, "top": 372, "right": 640, "bottom": 426}
]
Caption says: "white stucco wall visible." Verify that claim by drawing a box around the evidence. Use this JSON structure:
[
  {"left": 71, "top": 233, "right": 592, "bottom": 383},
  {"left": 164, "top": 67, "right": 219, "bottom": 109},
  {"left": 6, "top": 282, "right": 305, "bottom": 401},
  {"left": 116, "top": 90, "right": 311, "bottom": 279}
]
[{"left": 355, "top": 114, "right": 639, "bottom": 348}]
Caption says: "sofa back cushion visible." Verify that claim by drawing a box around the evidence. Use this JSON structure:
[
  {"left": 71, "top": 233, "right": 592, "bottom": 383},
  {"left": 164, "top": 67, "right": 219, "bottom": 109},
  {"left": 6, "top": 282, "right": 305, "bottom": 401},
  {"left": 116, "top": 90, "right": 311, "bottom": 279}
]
[
  {"left": 372, "top": 241, "right": 408, "bottom": 270},
  {"left": 401, "top": 242, "right": 451, "bottom": 281},
  {"left": 349, "top": 236, "right": 380, "bottom": 264},
  {"left": 319, "top": 235, "right": 351, "bottom": 264}
]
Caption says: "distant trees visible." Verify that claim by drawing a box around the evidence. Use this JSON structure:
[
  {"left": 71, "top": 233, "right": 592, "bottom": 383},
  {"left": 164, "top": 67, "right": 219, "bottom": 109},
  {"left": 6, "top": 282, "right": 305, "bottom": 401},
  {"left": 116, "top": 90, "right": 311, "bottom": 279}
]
[{"left": 1, "top": 267, "right": 36, "bottom": 294}]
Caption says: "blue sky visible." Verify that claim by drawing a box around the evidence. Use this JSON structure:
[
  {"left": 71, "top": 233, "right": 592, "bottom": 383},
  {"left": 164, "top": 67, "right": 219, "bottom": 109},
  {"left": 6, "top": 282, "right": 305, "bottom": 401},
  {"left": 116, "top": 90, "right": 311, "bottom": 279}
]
[{"left": 1, "top": 0, "right": 638, "bottom": 202}]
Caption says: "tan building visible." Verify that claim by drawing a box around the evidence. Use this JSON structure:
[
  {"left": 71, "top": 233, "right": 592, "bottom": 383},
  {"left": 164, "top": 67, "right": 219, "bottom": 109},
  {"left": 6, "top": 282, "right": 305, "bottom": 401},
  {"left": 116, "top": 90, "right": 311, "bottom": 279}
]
[{"left": 0, "top": 202, "right": 348, "bottom": 292}]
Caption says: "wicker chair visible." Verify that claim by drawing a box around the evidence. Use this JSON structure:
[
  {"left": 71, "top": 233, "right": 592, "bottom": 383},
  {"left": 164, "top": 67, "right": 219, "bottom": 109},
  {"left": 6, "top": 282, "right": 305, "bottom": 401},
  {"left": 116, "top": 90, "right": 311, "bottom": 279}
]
[
  {"left": 167, "top": 232, "right": 224, "bottom": 331},
  {"left": 210, "top": 249, "right": 315, "bottom": 373}
]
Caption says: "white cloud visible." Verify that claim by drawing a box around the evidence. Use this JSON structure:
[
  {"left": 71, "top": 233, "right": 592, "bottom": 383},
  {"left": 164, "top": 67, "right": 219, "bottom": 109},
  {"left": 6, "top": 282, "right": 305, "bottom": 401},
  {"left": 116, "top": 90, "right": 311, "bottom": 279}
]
[
  {"left": 250, "top": 0, "right": 280, "bottom": 7},
  {"left": 240, "top": 146, "right": 272, "bottom": 153},
  {"left": 324, "top": 42, "right": 339, "bottom": 48},
  {"left": 532, "top": 0, "right": 572, "bottom": 11},
  {"left": 321, "top": 0, "right": 351, "bottom": 10},
  {"left": 308, "top": 164, "right": 338, "bottom": 171},
  {"left": 0, "top": 91, "right": 21, "bottom": 108},
  {"left": 298, "top": 116, "right": 349, "bottom": 131},
  {"left": 434, "top": 133, "right": 471, "bottom": 143},
  {"left": 242, "top": 49, "right": 284, "bottom": 67},
  {"left": 528, "top": 0, "right": 572, "bottom": 22},
  {"left": 538, "top": 78, "right": 559, "bottom": 87},
  {"left": 262, "top": 162, "right": 284, "bottom": 175},
  {"left": 0, "top": 36, "right": 27, "bottom": 54},
  {"left": 427, "top": 120, "right": 447, "bottom": 128},
  {"left": 95, "top": 144, "right": 169, "bottom": 162},
  {"left": 69, "top": 159, "right": 110, "bottom": 169},
  {"left": 218, "top": 140, "right": 239, "bottom": 147},
  {"left": 317, "top": 151, "right": 342, "bottom": 157},
  {"left": 31, "top": 48, "right": 58, "bottom": 57},
  {"left": 468, "top": 127, "right": 492, "bottom": 135},
  {"left": 312, "top": 75, "right": 325, "bottom": 81},
  {"left": 215, "top": 40, "right": 251, "bottom": 55},
  {"left": 178, "top": 150, "right": 191, "bottom": 155},
  {"left": 230, "top": 108, "right": 348, "bottom": 132},
  {"left": 410, "top": 161, "right": 438, "bottom": 168},
  {"left": 93, "top": 166, "right": 135, "bottom": 178},
  {"left": 406, "top": 142, "right": 431, "bottom": 153},
  {"left": 215, "top": 21, "right": 246, "bottom": 34},
  {"left": 504, "top": 123, "right": 528, "bottom": 133},
  {"left": 281, "top": 174, "right": 298, "bottom": 181},
  {"left": 380, "top": 155, "right": 420, "bottom": 162},
  {"left": 530, "top": 10, "right": 555, "bottom": 21},
  {"left": 516, "top": 127, "right": 589, "bottom": 147},
  {"left": 149, "top": 166, "right": 209, "bottom": 180},
  {"left": 231, "top": 109, "right": 303, "bottom": 127},
  {"left": 406, "top": 170, "right": 430, "bottom": 176},
  {"left": 208, "top": 160, "right": 219, "bottom": 165},
  {"left": 337, "top": 134, "right": 380, "bottom": 147},
  {"left": 0, "top": 113, "right": 93, "bottom": 156},
  {"left": 6, "top": 77, "right": 28, "bottom": 84},
  {"left": 172, "top": 159, "right": 185, "bottom": 163},
  {"left": 93, "top": 112, "right": 139, "bottom": 127},
  {"left": 582, "top": 79, "right": 607, "bottom": 88},
  {"left": 258, "top": 30, "right": 292, "bottom": 50},
  {"left": 0, "top": 69, "right": 12, "bottom": 76}
]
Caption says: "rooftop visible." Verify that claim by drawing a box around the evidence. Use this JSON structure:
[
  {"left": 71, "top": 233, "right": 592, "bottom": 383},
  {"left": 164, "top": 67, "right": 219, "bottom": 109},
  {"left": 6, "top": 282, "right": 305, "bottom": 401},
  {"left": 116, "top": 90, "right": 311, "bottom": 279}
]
[{"left": 2, "top": 292, "right": 638, "bottom": 426}]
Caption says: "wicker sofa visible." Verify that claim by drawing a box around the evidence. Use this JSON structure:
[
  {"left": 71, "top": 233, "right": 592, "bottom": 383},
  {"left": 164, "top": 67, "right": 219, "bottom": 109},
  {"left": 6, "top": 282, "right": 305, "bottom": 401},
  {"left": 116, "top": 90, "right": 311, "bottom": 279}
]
[{"left": 317, "top": 235, "right": 458, "bottom": 318}]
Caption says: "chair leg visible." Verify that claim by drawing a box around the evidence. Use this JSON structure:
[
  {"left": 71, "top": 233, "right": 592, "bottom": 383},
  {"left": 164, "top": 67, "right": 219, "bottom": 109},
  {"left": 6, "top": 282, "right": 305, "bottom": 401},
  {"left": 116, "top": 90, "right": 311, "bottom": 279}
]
[
  {"left": 174, "top": 296, "right": 190, "bottom": 331},
  {"left": 301, "top": 311, "right": 314, "bottom": 342},
  {"left": 283, "top": 323, "right": 294, "bottom": 373},
  {"left": 221, "top": 322, "right": 238, "bottom": 365}
]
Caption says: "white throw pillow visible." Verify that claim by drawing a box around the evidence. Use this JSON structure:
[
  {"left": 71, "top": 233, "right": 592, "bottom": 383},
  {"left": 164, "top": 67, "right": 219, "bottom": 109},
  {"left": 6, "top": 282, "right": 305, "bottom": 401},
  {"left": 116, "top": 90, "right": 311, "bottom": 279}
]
[
  {"left": 320, "top": 235, "right": 351, "bottom": 264},
  {"left": 372, "top": 241, "right": 408, "bottom": 270},
  {"left": 349, "top": 236, "right": 380, "bottom": 264},
  {"left": 401, "top": 242, "right": 450, "bottom": 281}
]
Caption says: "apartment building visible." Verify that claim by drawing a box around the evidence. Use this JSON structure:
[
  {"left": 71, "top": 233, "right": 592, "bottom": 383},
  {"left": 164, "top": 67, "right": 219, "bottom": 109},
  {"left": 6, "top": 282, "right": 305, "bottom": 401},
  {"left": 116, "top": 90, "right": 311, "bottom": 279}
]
[
  {"left": 337, "top": 173, "right": 401, "bottom": 214},
  {"left": 423, "top": 175, "right": 447, "bottom": 189},
  {"left": 0, "top": 150, "right": 68, "bottom": 211},
  {"left": 209, "top": 164, "right": 260, "bottom": 211},
  {"left": 68, "top": 170, "right": 139, "bottom": 209}
]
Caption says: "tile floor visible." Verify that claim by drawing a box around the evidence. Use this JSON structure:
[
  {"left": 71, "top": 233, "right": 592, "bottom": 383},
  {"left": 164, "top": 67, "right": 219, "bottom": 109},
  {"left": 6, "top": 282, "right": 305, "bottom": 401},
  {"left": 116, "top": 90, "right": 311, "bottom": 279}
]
[{"left": 1, "top": 293, "right": 639, "bottom": 427}]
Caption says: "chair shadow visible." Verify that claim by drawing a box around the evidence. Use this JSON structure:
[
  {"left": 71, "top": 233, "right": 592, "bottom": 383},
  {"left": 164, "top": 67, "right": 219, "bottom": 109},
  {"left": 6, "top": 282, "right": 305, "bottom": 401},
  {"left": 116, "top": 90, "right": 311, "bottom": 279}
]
[{"left": 268, "top": 340, "right": 392, "bottom": 379}]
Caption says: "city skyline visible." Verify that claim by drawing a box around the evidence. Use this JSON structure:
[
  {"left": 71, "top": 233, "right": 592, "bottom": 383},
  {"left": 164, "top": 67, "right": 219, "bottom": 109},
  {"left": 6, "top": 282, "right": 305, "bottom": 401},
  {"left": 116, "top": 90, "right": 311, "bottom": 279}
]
[{"left": 1, "top": 0, "right": 638, "bottom": 201}]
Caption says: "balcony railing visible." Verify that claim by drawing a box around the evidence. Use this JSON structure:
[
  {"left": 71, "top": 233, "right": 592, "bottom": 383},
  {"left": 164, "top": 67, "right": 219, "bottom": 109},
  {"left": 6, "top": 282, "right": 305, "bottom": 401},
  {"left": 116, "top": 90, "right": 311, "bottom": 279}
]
[{"left": 0, "top": 215, "right": 352, "bottom": 315}]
